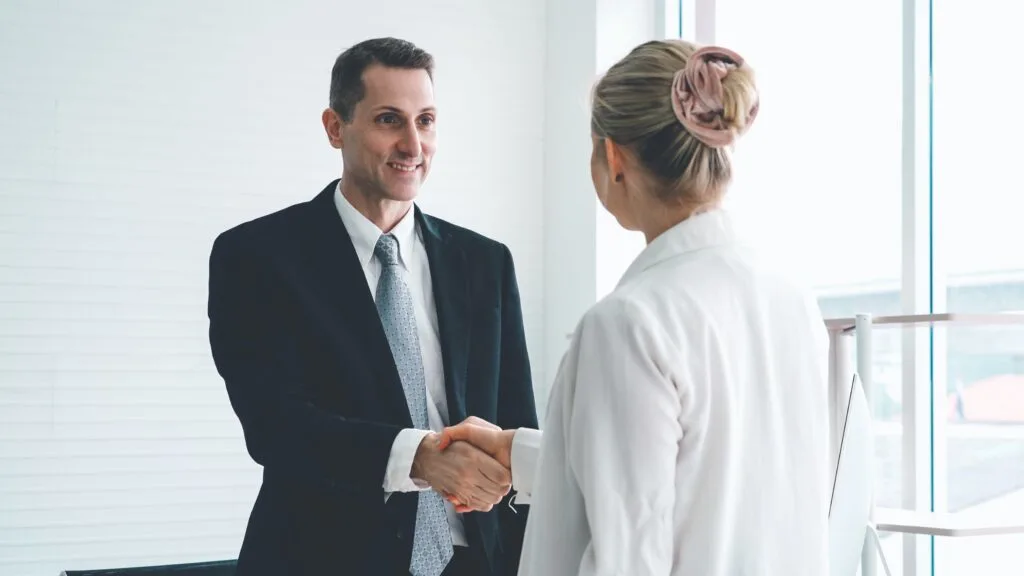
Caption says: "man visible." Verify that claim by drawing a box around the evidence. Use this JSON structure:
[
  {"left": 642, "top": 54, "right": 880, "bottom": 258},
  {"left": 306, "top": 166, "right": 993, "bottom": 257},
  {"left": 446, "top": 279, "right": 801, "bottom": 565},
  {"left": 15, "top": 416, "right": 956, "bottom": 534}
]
[{"left": 208, "top": 37, "right": 538, "bottom": 576}]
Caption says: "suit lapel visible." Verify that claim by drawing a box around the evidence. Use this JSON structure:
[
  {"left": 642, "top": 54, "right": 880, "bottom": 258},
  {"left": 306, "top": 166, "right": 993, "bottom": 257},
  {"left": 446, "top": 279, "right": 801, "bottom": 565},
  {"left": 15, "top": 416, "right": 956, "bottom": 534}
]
[
  {"left": 303, "top": 182, "right": 412, "bottom": 426},
  {"left": 417, "top": 209, "right": 470, "bottom": 425}
]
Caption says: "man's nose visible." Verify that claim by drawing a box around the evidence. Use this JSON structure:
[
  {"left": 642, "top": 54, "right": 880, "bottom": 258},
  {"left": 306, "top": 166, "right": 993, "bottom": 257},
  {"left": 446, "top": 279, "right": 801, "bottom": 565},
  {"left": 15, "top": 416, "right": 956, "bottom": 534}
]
[{"left": 396, "top": 125, "right": 422, "bottom": 158}]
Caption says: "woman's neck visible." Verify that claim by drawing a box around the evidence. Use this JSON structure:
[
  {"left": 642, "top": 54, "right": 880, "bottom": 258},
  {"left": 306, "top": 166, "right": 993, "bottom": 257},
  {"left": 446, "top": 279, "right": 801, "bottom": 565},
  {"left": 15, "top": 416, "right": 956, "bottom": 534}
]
[{"left": 638, "top": 199, "right": 714, "bottom": 244}]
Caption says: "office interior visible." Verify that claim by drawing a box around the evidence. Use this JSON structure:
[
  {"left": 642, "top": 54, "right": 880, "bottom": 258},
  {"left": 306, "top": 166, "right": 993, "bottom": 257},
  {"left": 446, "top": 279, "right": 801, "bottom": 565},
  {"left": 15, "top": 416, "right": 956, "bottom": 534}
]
[{"left": 2, "top": 0, "right": 1023, "bottom": 574}]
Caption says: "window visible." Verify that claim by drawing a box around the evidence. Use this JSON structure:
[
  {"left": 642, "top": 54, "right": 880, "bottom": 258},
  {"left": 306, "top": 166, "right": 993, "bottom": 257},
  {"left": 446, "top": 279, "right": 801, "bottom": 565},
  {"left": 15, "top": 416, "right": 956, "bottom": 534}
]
[
  {"left": 712, "top": 0, "right": 906, "bottom": 530},
  {"left": 931, "top": 0, "right": 1024, "bottom": 571},
  {"left": 716, "top": 0, "right": 903, "bottom": 308},
  {"left": 681, "top": 0, "right": 1024, "bottom": 574}
]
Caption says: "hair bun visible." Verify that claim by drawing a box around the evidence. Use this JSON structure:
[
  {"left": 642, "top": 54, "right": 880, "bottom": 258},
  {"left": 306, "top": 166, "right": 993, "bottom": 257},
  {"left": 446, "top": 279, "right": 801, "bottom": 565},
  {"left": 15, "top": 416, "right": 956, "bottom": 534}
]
[{"left": 670, "top": 46, "right": 759, "bottom": 148}]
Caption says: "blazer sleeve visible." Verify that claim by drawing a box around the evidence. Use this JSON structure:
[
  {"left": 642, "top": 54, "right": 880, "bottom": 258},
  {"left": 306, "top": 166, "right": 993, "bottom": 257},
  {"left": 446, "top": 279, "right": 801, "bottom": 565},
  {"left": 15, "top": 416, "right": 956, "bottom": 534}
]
[
  {"left": 568, "top": 301, "right": 682, "bottom": 576},
  {"left": 493, "top": 244, "right": 541, "bottom": 571},
  {"left": 495, "top": 244, "right": 539, "bottom": 432},
  {"left": 208, "top": 230, "right": 403, "bottom": 492}
]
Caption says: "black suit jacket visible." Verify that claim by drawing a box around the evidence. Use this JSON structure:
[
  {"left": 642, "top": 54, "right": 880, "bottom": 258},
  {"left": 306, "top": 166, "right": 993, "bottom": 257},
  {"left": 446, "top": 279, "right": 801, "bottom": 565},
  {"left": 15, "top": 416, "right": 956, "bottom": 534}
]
[{"left": 207, "top": 181, "right": 539, "bottom": 575}]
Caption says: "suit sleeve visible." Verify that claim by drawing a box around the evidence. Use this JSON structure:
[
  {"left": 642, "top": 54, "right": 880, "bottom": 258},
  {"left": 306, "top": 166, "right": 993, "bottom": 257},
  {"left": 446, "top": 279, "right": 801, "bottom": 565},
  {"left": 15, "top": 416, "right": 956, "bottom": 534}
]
[
  {"left": 208, "top": 230, "right": 404, "bottom": 492},
  {"left": 494, "top": 244, "right": 541, "bottom": 571}
]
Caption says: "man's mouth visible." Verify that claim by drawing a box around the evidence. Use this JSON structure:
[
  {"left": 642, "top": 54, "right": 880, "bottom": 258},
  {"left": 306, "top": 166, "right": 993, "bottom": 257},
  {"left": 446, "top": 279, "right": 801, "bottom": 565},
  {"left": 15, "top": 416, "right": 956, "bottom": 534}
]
[{"left": 388, "top": 162, "right": 420, "bottom": 172}]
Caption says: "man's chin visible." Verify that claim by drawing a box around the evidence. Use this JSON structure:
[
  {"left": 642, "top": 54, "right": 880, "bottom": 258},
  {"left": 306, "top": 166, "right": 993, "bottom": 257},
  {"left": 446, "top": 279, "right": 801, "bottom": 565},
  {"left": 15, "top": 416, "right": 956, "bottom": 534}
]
[{"left": 381, "top": 183, "right": 422, "bottom": 203}]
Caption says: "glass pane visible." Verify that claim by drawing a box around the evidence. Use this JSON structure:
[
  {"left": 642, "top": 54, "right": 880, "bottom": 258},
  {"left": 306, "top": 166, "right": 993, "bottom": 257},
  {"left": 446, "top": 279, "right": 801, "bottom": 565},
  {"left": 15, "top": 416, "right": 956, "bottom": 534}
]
[
  {"left": 944, "top": 324, "right": 1024, "bottom": 511},
  {"left": 934, "top": 322, "right": 1024, "bottom": 573},
  {"left": 933, "top": 0, "right": 1024, "bottom": 572},
  {"left": 933, "top": 3, "right": 1024, "bottom": 294},
  {"left": 715, "top": 0, "right": 902, "bottom": 311},
  {"left": 716, "top": 0, "right": 904, "bottom": 519}
]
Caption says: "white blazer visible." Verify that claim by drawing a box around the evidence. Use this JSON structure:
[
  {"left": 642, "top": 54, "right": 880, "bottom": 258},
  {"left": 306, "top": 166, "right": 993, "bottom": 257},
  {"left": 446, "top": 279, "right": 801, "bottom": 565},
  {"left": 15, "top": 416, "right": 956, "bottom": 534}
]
[{"left": 510, "top": 208, "right": 831, "bottom": 576}]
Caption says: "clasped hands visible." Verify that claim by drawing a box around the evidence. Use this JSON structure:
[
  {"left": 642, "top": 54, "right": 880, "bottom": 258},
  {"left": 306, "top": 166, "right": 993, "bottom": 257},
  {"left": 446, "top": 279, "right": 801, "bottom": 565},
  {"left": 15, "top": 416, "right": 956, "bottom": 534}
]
[{"left": 411, "top": 416, "right": 516, "bottom": 513}]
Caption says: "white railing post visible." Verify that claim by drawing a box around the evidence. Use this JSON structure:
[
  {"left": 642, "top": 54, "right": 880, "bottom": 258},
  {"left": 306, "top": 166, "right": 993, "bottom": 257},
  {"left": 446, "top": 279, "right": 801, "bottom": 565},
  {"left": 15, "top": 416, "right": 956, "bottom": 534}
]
[{"left": 856, "top": 314, "right": 876, "bottom": 576}]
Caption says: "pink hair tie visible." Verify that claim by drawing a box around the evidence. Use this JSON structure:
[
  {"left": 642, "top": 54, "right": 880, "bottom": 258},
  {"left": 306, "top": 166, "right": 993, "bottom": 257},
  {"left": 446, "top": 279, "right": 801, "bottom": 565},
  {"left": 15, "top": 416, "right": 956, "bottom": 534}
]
[{"left": 670, "top": 46, "right": 759, "bottom": 148}]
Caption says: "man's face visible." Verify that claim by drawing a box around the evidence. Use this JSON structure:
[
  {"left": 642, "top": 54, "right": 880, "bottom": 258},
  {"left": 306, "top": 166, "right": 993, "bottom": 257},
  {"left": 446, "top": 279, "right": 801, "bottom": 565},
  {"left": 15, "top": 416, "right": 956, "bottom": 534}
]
[{"left": 329, "top": 65, "right": 437, "bottom": 202}]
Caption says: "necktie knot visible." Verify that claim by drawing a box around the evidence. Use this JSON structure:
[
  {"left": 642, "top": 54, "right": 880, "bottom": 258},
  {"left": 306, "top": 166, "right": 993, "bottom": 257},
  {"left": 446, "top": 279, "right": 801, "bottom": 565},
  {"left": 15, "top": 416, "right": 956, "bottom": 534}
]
[{"left": 375, "top": 234, "right": 401, "bottom": 267}]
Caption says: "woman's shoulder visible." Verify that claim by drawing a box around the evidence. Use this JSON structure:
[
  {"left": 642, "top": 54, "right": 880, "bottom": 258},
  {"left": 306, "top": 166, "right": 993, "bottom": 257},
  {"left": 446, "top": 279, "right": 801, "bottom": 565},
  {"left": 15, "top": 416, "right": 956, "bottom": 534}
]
[
  {"left": 576, "top": 287, "right": 699, "bottom": 355},
  {"left": 588, "top": 274, "right": 708, "bottom": 333},
  {"left": 581, "top": 289, "right": 651, "bottom": 329}
]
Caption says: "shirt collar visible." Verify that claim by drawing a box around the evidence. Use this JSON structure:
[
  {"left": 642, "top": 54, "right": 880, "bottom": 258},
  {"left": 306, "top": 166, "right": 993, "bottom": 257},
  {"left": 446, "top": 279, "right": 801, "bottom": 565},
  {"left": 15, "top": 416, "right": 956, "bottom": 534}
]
[
  {"left": 617, "top": 207, "right": 740, "bottom": 289},
  {"left": 333, "top": 181, "right": 417, "bottom": 268}
]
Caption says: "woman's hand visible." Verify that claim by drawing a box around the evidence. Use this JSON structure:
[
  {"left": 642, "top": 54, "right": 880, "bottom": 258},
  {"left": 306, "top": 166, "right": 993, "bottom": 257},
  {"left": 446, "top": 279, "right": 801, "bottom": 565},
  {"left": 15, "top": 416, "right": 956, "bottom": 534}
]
[{"left": 437, "top": 416, "right": 517, "bottom": 512}]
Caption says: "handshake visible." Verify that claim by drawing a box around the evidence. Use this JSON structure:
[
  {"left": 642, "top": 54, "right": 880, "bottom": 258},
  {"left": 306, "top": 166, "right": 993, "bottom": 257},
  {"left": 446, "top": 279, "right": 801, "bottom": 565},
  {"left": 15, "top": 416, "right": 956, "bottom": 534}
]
[{"left": 411, "top": 416, "right": 517, "bottom": 514}]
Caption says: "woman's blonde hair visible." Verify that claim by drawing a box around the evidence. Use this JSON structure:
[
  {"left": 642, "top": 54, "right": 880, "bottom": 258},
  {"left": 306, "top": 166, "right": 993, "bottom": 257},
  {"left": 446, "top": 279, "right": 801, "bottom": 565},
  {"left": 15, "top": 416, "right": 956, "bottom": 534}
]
[{"left": 591, "top": 39, "right": 758, "bottom": 207}]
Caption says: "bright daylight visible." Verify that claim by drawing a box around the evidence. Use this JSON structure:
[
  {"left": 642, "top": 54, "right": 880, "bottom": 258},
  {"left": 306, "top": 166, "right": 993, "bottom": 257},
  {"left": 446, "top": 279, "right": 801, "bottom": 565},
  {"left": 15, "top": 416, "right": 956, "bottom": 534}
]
[{"left": 2, "top": 1, "right": 1022, "bottom": 576}]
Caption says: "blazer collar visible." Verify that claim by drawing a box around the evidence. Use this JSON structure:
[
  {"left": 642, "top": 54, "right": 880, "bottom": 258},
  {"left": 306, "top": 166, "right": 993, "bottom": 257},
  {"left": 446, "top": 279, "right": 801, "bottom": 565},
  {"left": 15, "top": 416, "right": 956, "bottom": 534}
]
[
  {"left": 332, "top": 181, "right": 418, "bottom": 269},
  {"left": 309, "top": 180, "right": 472, "bottom": 426},
  {"left": 305, "top": 181, "right": 411, "bottom": 426},
  {"left": 415, "top": 208, "right": 471, "bottom": 425},
  {"left": 617, "top": 207, "right": 740, "bottom": 289}
]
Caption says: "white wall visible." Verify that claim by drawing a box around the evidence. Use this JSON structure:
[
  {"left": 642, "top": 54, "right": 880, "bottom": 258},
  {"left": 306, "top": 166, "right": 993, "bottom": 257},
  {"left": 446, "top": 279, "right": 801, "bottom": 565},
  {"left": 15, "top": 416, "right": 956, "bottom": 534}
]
[
  {"left": 540, "top": 0, "right": 663, "bottom": 409},
  {"left": 594, "top": 0, "right": 660, "bottom": 299},
  {"left": 540, "top": 0, "right": 598, "bottom": 409},
  {"left": 0, "top": 1, "right": 544, "bottom": 573}
]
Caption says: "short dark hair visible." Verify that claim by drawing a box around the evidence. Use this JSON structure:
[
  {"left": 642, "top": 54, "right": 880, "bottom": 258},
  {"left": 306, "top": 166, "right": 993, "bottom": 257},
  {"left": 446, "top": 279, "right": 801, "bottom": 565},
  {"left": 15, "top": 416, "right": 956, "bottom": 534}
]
[{"left": 329, "top": 37, "right": 435, "bottom": 122}]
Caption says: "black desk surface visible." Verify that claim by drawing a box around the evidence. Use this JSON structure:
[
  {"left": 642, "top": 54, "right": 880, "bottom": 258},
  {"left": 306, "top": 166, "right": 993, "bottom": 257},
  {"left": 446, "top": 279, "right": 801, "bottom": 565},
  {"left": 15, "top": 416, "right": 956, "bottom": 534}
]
[{"left": 61, "top": 560, "right": 236, "bottom": 576}]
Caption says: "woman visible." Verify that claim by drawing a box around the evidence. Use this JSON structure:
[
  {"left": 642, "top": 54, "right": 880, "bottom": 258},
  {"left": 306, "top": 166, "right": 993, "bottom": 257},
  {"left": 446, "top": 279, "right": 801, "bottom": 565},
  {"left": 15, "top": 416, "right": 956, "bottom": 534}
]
[{"left": 442, "top": 39, "right": 830, "bottom": 575}]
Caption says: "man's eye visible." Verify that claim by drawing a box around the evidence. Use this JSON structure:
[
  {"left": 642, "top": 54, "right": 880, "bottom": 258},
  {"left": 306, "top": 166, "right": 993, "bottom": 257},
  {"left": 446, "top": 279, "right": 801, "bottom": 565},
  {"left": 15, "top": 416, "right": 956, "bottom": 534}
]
[
  {"left": 376, "top": 114, "right": 399, "bottom": 124},
  {"left": 419, "top": 115, "right": 435, "bottom": 126}
]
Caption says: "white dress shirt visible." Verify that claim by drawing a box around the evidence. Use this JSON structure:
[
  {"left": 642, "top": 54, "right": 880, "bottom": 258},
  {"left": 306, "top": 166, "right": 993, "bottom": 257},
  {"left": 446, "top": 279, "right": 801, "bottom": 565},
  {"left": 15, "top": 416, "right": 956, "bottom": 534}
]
[
  {"left": 512, "top": 209, "right": 831, "bottom": 576},
  {"left": 333, "top": 185, "right": 468, "bottom": 547}
]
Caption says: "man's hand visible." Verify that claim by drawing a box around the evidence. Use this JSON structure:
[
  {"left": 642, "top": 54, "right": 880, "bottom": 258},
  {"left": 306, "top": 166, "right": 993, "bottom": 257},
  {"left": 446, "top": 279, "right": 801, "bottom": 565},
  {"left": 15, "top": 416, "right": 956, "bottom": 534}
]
[
  {"left": 438, "top": 416, "right": 516, "bottom": 469},
  {"left": 434, "top": 417, "right": 517, "bottom": 513},
  {"left": 410, "top": 432, "right": 511, "bottom": 512}
]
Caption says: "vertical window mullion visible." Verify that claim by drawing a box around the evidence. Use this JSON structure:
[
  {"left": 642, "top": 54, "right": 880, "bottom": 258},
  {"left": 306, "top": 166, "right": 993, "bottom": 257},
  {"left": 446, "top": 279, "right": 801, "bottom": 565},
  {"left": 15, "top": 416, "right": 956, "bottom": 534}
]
[{"left": 902, "top": 0, "right": 936, "bottom": 574}]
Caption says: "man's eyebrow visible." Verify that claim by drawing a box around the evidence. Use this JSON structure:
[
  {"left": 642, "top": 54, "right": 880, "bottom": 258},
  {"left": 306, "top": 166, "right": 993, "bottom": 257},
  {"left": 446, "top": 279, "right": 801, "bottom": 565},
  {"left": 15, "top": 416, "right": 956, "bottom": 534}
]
[{"left": 372, "top": 105, "right": 436, "bottom": 114}]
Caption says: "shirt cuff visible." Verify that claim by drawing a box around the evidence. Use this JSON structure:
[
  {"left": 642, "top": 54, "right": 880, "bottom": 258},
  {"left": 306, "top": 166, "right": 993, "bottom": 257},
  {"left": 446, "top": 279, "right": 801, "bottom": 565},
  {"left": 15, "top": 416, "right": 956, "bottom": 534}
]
[
  {"left": 510, "top": 427, "right": 543, "bottom": 505},
  {"left": 383, "top": 428, "right": 433, "bottom": 498}
]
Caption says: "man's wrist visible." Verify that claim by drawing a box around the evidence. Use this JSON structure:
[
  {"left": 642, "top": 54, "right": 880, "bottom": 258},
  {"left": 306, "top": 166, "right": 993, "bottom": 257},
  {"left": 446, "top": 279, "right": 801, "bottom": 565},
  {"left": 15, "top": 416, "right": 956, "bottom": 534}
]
[
  {"left": 383, "top": 428, "right": 433, "bottom": 494},
  {"left": 497, "top": 429, "right": 516, "bottom": 469},
  {"left": 411, "top": 432, "right": 439, "bottom": 482}
]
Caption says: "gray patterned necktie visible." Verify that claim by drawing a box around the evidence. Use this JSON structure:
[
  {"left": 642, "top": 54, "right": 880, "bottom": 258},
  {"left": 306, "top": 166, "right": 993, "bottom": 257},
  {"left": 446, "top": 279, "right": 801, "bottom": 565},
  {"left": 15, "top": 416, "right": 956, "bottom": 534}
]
[{"left": 374, "top": 234, "right": 454, "bottom": 576}]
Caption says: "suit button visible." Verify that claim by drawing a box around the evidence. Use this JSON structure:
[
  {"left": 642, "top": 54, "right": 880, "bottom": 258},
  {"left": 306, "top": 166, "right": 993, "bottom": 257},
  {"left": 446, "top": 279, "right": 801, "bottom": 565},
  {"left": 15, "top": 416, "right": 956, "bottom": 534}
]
[{"left": 396, "top": 530, "right": 405, "bottom": 541}]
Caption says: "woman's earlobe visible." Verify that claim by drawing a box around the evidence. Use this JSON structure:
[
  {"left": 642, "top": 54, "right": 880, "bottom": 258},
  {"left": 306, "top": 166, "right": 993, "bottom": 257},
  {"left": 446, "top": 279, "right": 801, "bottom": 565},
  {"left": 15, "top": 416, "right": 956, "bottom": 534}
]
[{"left": 604, "top": 138, "right": 625, "bottom": 183}]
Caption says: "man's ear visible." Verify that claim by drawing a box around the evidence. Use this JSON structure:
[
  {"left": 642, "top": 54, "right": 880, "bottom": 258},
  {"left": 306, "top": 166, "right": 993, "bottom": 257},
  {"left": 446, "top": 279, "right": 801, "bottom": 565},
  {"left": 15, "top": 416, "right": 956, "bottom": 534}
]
[
  {"left": 604, "top": 138, "right": 625, "bottom": 182},
  {"left": 322, "top": 108, "right": 344, "bottom": 149}
]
